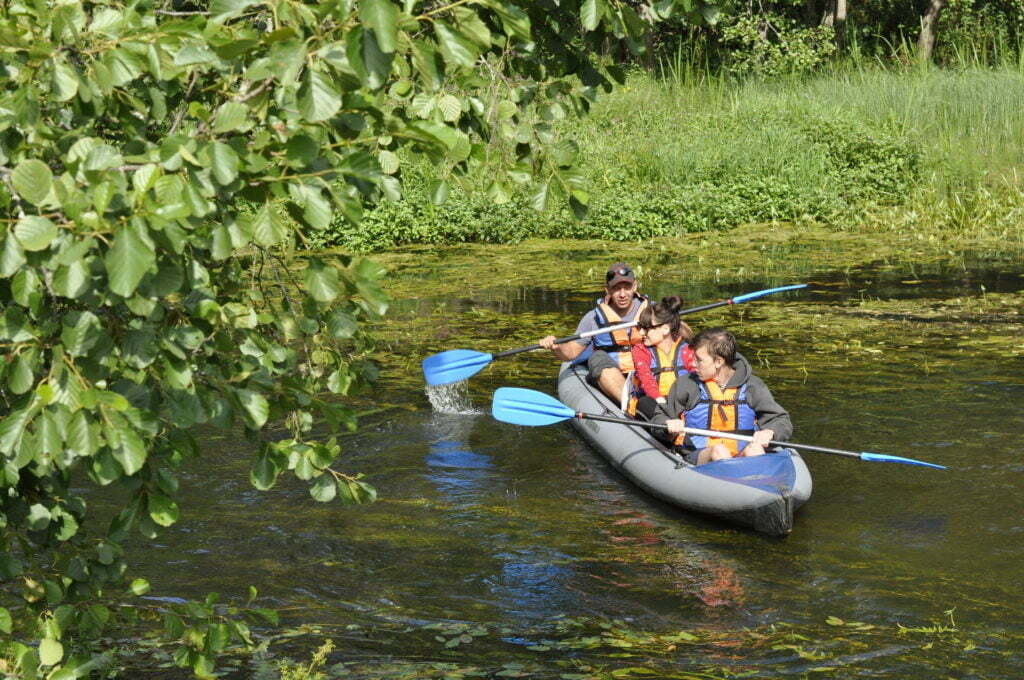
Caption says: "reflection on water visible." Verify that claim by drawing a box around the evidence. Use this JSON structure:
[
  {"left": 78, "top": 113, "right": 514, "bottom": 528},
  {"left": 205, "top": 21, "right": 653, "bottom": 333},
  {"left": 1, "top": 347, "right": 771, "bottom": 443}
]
[
  {"left": 423, "top": 412, "right": 579, "bottom": 624},
  {"left": 424, "top": 412, "right": 496, "bottom": 508}
]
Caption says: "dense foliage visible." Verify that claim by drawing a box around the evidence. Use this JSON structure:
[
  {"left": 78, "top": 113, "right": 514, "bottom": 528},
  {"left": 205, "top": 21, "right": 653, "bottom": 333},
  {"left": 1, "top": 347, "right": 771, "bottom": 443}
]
[
  {"left": 314, "top": 107, "right": 920, "bottom": 250},
  {"left": 0, "top": 0, "right": 717, "bottom": 676}
]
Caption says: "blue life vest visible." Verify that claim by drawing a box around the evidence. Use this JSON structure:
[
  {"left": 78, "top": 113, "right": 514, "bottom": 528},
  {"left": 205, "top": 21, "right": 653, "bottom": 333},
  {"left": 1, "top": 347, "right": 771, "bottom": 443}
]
[
  {"left": 684, "top": 378, "right": 758, "bottom": 454},
  {"left": 585, "top": 295, "right": 648, "bottom": 372}
]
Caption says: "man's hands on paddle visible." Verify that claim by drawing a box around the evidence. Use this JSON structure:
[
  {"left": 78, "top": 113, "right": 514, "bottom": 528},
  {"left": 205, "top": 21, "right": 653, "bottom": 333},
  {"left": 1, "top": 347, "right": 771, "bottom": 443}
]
[
  {"left": 539, "top": 336, "right": 585, "bottom": 361},
  {"left": 538, "top": 335, "right": 558, "bottom": 350}
]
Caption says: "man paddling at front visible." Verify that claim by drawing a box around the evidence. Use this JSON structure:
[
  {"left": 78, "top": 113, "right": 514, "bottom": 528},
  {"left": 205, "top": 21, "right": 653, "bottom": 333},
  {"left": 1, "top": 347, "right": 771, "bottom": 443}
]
[
  {"left": 651, "top": 328, "right": 792, "bottom": 465},
  {"left": 538, "top": 263, "right": 648, "bottom": 402}
]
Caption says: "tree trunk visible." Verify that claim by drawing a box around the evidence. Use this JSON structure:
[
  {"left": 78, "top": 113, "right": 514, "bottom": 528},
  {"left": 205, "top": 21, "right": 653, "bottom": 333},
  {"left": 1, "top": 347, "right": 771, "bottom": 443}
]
[
  {"left": 820, "top": 0, "right": 848, "bottom": 50},
  {"left": 917, "top": 0, "right": 946, "bottom": 62},
  {"left": 834, "top": 0, "right": 847, "bottom": 50}
]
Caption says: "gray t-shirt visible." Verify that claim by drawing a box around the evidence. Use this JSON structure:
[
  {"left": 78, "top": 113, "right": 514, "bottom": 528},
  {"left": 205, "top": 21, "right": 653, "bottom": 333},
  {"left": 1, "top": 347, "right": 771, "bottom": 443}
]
[{"left": 572, "top": 297, "right": 645, "bottom": 348}]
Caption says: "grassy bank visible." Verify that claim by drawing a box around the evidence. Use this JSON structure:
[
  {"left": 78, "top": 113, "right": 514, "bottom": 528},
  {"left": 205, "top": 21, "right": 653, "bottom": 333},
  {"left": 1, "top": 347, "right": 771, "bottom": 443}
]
[{"left": 318, "top": 64, "right": 1024, "bottom": 251}]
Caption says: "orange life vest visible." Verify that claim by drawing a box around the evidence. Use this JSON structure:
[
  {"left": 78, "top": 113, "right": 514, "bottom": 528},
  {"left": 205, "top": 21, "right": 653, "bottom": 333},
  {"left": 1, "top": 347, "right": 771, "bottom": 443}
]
[
  {"left": 684, "top": 380, "right": 758, "bottom": 457},
  {"left": 592, "top": 296, "right": 648, "bottom": 373},
  {"left": 626, "top": 336, "right": 692, "bottom": 418}
]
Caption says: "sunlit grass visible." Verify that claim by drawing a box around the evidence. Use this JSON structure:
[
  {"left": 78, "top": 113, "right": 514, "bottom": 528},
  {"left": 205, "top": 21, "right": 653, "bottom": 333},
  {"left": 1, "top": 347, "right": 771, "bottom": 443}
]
[{"left": 584, "top": 64, "right": 1024, "bottom": 186}]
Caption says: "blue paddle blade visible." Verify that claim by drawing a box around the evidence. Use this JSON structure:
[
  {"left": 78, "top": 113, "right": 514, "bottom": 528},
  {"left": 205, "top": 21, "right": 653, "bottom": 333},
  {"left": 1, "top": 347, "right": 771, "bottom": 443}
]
[
  {"left": 492, "top": 387, "right": 576, "bottom": 426},
  {"left": 731, "top": 283, "right": 807, "bottom": 304},
  {"left": 859, "top": 452, "right": 947, "bottom": 470},
  {"left": 422, "top": 349, "right": 493, "bottom": 386}
]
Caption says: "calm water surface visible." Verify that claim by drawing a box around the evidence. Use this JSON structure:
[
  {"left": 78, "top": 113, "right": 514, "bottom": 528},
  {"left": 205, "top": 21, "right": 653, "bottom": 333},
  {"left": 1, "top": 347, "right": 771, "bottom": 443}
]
[{"left": 128, "top": 259, "right": 1024, "bottom": 678}]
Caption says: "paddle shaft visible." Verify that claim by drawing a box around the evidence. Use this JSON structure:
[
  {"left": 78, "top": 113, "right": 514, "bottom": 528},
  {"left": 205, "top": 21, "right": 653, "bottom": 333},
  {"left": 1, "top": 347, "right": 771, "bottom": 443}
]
[
  {"left": 494, "top": 321, "right": 635, "bottom": 358},
  {"left": 573, "top": 413, "right": 859, "bottom": 458},
  {"left": 492, "top": 296, "right": 754, "bottom": 359}
]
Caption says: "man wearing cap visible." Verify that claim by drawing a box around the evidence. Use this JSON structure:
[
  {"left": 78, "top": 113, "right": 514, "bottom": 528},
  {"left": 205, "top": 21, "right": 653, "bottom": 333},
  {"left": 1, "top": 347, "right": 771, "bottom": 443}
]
[{"left": 539, "top": 263, "right": 649, "bottom": 402}]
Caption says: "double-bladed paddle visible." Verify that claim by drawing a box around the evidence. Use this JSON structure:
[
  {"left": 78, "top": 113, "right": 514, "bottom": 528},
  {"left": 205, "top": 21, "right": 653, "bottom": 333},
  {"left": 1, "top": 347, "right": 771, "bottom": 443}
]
[
  {"left": 422, "top": 284, "right": 807, "bottom": 386},
  {"left": 491, "top": 387, "right": 947, "bottom": 470}
]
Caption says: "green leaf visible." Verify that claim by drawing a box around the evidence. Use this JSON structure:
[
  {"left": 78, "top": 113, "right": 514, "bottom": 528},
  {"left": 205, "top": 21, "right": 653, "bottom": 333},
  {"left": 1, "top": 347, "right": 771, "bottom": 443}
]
[
  {"left": 411, "top": 39, "right": 442, "bottom": 90},
  {"left": 130, "top": 578, "right": 151, "bottom": 595},
  {"left": 337, "top": 478, "right": 378, "bottom": 505},
  {"left": 378, "top": 150, "right": 399, "bottom": 175},
  {"left": 0, "top": 407, "right": 31, "bottom": 455},
  {"left": 531, "top": 179, "right": 550, "bottom": 211},
  {"left": 304, "top": 259, "right": 340, "bottom": 303},
  {"left": 61, "top": 311, "right": 103, "bottom": 357},
  {"left": 11, "top": 159, "right": 53, "bottom": 206},
  {"left": 360, "top": 0, "right": 399, "bottom": 53},
  {"left": 105, "top": 223, "right": 155, "bottom": 297},
  {"left": 8, "top": 355, "right": 34, "bottom": 395},
  {"left": 212, "top": 101, "right": 249, "bottom": 133},
  {"left": 0, "top": 607, "right": 11, "bottom": 634},
  {"left": 453, "top": 7, "right": 491, "bottom": 47},
  {"left": 429, "top": 179, "right": 449, "bottom": 205},
  {"left": 52, "top": 58, "right": 79, "bottom": 102},
  {"left": 28, "top": 503, "right": 51, "bottom": 531},
  {"left": 310, "top": 474, "right": 336, "bottom": 502},
  {"left": 300, "top": 70, "right": 341, "bottom": 122},
  {"left": 39, "top": 638, "right": 63, "bottom": 666},
  {"left": 237, "top": 389, "right": 269, "bottom": 429},
  {"left": 302, "top": 189, "right": 332, "bottom": 231},
  {"left": 327, "top": 310, "right": 357, "bottom": 339},
  {"left": 252, "top": 202, "right": 289, "bottom": 246},
  {"left": 581, "top": 0, "right": 606, "bottom": 30},
  {"left": 96, "top": 542, "right": 115, "bottom": 565},
  {"left": 210, "top": 142, "right": 239, "bottom": 185},
  {"left": 209, "top": 0, "right": 255, "bottom": 23},
  {"left": 207, "top": 622, "right": 231, "bottom": 654},
  {"left": 85, "top": 144, "right": 123, "bottom": 172},
  {"left": 434, "top": 22, "right": 478, "bottom": 68},
  {"left": 250, "top": 452, "right": 279, "bottom": 490},
  {"left": 112, "top": 427, "right": 147, "bottom": 476},
  {"left": 358, "top": 27, "right": 394, "bottom": 90},
  {"left": 148, "top": 493, "right": 179, "bottom": 527},
  {"left": 14, "top": 216, "right": 57, "bottom": 252},
  {"left": 438, "top": 94, "right": 462, "bottom": 122},
  {"left": 0, "top": 235, "right": 26, "bottom": 278}
]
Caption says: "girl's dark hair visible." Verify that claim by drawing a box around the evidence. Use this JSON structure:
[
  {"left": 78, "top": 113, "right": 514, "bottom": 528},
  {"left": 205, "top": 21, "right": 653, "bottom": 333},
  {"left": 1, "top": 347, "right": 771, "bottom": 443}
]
[{"left": 638, "top": 296, "right": 693, "bottom": 341}]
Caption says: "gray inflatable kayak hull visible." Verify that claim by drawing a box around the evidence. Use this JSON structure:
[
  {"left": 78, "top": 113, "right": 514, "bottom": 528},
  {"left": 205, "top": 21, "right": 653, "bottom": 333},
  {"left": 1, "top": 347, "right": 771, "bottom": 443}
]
[{"left": 557, "top": 363, "right": 812, "bottom": 535}]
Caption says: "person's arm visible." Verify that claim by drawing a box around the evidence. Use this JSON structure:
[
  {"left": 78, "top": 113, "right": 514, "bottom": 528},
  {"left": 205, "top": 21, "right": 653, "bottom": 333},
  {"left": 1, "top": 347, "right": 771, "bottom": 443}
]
[
  {"left": 631, "top": 345, "right": 662, "bottom": 400},
  {"left": 746, "top": 376, "right": 792, "bottom": 448},
  {"left": 652, "top": 378, "right": 696, "bottom": 433},
  {"left": 539, "top": 338, "right": 586, "bottom": 361},
  {"left": 539, "top": 311, "right": 593, "bottom": 361},
  {"left": 682, "top": 345, "right": 696, "bottom": 374}
]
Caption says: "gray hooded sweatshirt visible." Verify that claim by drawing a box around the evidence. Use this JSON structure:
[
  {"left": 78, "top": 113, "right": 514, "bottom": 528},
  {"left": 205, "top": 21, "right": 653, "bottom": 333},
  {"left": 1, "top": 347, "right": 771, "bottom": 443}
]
[{"left": 650, "top": 353, "right": 793, "bottom": 445}]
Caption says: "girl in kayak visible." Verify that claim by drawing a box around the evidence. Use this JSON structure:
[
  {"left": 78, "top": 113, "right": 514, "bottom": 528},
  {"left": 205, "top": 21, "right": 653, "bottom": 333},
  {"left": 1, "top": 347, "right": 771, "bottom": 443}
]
[{"left": 628, "top": 296, "right": 695, "bottom": 421}]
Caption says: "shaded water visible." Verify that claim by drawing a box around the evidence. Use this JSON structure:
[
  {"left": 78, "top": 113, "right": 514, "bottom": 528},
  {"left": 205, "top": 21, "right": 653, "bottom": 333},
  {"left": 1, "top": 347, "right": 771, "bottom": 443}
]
[{"left": 128, "top": 251, "right": 1024, "bottom": 678}]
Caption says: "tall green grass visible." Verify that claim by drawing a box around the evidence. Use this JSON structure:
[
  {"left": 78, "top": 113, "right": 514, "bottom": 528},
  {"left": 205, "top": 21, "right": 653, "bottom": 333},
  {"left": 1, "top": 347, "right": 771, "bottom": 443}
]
[
  {"left": 582, "top": 63, "right": 1024, "bottom": 198},
  {"left": 317, "top": 62, "right": 1024, "bottom": 251}
]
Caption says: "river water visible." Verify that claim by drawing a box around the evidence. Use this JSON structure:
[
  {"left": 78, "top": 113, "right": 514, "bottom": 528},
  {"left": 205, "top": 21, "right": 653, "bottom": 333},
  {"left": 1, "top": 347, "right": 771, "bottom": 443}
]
[{"left": 129, "top": 247, "right": 1024, "bottom": 678}]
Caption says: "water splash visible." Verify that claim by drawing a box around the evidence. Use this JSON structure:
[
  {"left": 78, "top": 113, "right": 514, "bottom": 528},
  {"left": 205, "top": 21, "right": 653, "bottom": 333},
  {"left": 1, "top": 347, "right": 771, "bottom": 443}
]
[{"left": 425, "top": 380, "right": 479, "bottom": 414}]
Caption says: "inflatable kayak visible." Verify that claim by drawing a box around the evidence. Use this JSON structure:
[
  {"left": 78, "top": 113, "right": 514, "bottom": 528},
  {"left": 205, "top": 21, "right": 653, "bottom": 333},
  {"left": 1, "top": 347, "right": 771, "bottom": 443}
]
[{"left": 557, "top": 362, "right": 812, "bottom": 535}]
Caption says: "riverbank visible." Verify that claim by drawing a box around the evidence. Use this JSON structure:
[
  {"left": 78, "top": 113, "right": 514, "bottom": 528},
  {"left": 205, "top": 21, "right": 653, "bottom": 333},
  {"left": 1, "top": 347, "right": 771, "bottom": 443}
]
[{"left": 317, "top": 65, "right": 1024, "bottom": 252}]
